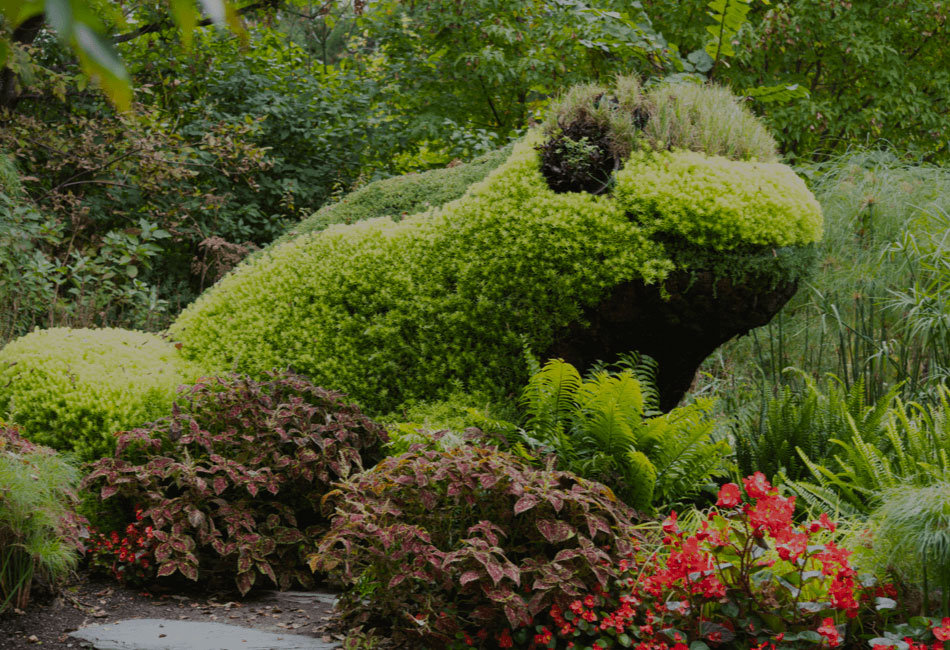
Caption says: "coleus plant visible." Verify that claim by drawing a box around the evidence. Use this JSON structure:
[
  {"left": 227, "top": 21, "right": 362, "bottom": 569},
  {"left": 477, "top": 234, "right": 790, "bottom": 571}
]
[
  {"left": 83, "top": 371, "right": 387, "bottom": 594},
  {"left": 310, "top": 444, "right": 643, "bottom": 647}
]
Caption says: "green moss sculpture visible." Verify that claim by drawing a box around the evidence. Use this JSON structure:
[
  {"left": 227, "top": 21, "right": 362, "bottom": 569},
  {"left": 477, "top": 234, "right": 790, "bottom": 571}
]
[
  {"left": 0, "top": 328, "right": 205, "bottom": 460},
  {"left": 0, "top": 79, "right": 824, "bottom": 438},
  {"left": 170, "top": 80, "right": 822, "bottom": 413},
  {"left": 272, "top": 146, "right": 512, "bottom": 247}
]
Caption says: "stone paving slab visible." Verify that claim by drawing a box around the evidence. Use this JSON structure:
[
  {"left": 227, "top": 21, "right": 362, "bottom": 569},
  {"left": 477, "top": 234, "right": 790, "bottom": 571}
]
[{"left": 70, "top": 619, "right": 340, "bottom": 650}]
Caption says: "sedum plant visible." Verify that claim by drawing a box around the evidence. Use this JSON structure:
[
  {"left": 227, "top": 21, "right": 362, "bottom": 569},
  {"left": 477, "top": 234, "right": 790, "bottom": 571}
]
[
  {"left": 84, "top": 371, "right": 387, "bottom": 594},
  {"left": 310, "top": 444, "right": 641, "bottom": 647},
  {"left": 0, "top": 425, "right": 86, "bottom": 612},
  {"left": 0, "top": 327, "right": 206, "bottom": 460}
]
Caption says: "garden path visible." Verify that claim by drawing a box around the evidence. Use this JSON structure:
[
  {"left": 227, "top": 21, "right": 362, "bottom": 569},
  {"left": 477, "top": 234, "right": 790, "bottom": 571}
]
[{"left": 0, "top": 581, "right": 341, "bottom": 649}]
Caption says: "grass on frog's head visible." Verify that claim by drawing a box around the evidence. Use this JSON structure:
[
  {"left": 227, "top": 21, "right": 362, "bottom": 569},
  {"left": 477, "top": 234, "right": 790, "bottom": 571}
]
[{"left": 543, "top": 75, "right": 779, "bottom": 163}]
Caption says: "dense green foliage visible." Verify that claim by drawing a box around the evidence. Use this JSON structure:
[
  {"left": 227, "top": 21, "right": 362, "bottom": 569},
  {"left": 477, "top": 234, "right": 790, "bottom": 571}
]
[
  {"left": 170, "top": 136, "right": 664, "bottom": 413},
  {"left": 617, "top": 150, "right": 821, "bottom": 248},
  {"left": 0, "top": 328, "right": 205, "bottom": 459},
  {"left": 311, "top": 444, "right": 641, "bottom": 646},
  {"left": 0, "top": 425, "right": 84, "bottom": 612},
  {"left": 129, "top": 29, "right": 414, "bottom": 247},
  {"left": 170, "top": 81, "right": 821, "bottom": 414},
  {"left": 358, "top": 0, "right": 674, "bottom": 149},
  {"left": 644, "top": 0, "right": 950, "bottom": 161},
  {"left": 503, "top": 357, "right": 727, "bottom": 512},
  {"left": 84, "top": 372, "right": 387, "bottom": 594},
  {"left": 2, "top": 0, "right": 950, "bottom": 639}
]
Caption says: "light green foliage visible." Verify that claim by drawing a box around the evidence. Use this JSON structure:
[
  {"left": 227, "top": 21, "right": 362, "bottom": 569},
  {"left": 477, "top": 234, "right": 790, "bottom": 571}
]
[
  {"left": 171, "top": 136, "right": 670, "bottom": 413},
  {"left": 615, "top": 149, "right": 823, "bottom": 249},
  {"left": 172, "top": 78, "right": 821, "bottom": 414},
  {"left": 0, "top": 328, "right": 206, "bottom": 460},
  {"left": 512, "top": 357, "right": 728, "bottom": 511},
  {"left": 0, "top": 429, "right": 82, "bottom": 612},
  {"left": 273, "top": 146, "right": 511, "bottom": 247},
  {"left": 871, "top": 483, "right": 950, "bottom": 614}
]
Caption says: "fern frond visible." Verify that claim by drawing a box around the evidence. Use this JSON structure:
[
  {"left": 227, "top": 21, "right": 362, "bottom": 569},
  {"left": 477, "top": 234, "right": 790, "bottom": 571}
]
[
  {"left": 520, "top": 358, "right": 581, "bottom": 445},
  {"left": 623, "top": 450, "right": 657, "bottom": 514}
]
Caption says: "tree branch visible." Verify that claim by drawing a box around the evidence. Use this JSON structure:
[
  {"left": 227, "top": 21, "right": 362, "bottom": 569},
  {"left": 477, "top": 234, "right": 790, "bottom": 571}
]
[{"left": 112, "top": 0, "right": 281, "bottom": 44}]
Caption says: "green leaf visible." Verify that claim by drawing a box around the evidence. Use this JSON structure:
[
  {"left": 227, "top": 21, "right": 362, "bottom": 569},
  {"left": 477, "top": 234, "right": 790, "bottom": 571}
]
[
  {"left": 73, "top": 23, "right": 131, "bottom": 111},
  {"left": 743, "top": 83, "right": 810, "bottom": 104},
  {"left": 169, "top": 0, "right": 198, "bottom": 48},
  {"left": 44, "top": 0, "right": 73, "bottom": 36}
]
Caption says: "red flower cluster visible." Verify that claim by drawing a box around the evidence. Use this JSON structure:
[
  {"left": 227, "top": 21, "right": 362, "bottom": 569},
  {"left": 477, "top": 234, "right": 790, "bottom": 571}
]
[
  {"left": 513, "top": 474, "right": 892, "bottom": 650},
  {"left": 86, "top": 509, "right": 156, "bottom": 585}
]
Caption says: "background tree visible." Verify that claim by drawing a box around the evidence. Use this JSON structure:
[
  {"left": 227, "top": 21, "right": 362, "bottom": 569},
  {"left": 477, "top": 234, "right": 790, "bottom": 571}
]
[{"left": 643, "top": 0, "right": 950, "bottom": 161}]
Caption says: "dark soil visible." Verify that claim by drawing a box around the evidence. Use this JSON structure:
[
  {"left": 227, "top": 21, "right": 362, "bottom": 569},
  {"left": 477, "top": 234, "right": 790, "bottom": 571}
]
[
  {"left": 536, "top": 117, "right": 618, "bottom": 194},
  {"left": 0, "top": 575, "right": 340, "bottom": 649},
  {"left": 545, "top": 269, "right": 799, "bottom": 411}
]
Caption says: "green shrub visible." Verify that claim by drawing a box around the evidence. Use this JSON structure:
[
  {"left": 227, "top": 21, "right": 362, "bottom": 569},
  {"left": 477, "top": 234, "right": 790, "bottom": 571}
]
[
  {"left": 310, "top": 444, "right": 641, "bottom": 646},
  {"left": 501, "top": 357, "right": 728, "bottom": 512},
  {"left": 170, "top": 135, "right": 669, "bottom": 413},
  {"left": 170, "top": 90, "right": 822, "bottom": 413},
  {"left": 0, "top": 425, "right": 85, "bottom": 612},
  {"left": 871, "top": 483, "right": 950, "bottom": 615},
  {"left": 0, "top": 328, "right": 205, "bottom": 460},
  {"left": 615, "top": 149, "right": 822, "bottom": 249},
  {"left": 272, "top": 146, "right": 511, "bottom": 248},
  {"left": 84, "top": 371, "right": 388, "bottom": 594}
]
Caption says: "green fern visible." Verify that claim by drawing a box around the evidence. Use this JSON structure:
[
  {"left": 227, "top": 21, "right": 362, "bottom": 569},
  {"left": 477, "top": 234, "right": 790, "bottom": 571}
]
[
  {"left": 511, "top": 357, "right": 727, "bottom": 511},
  {"left": 625, "top": 451, "right": 657, "bottom": 513},
  {"left": 735, "top": 371, "right": 901, "bottom": 482},
  {"left": 790, "top": 383, "right": 950, "bottom": 515}
]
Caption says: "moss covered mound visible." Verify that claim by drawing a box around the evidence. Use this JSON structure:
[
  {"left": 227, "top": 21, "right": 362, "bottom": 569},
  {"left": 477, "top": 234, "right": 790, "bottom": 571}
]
[
  {"left": 271, "top": 146, "right": 511, "bottom": 248},
  {"left": 0, "top": 328, "right": 205, "bottom": 460},
  {"left": 170, "top": 110, "right": 822, "bottom": 412}
]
